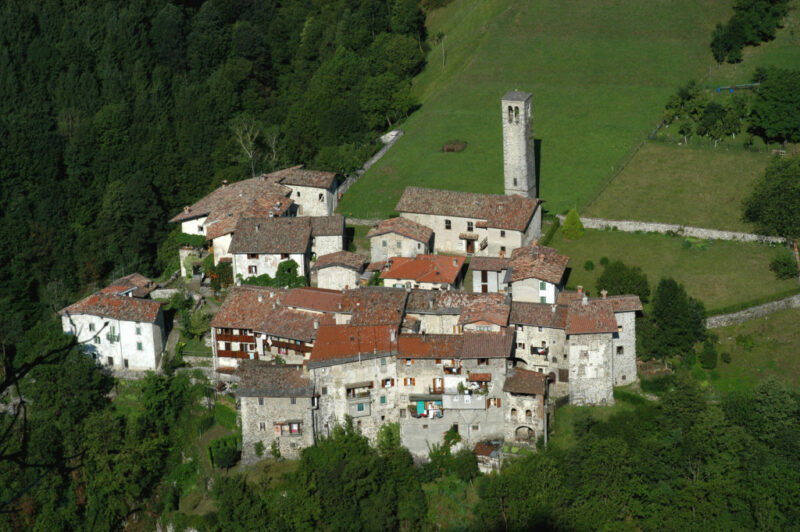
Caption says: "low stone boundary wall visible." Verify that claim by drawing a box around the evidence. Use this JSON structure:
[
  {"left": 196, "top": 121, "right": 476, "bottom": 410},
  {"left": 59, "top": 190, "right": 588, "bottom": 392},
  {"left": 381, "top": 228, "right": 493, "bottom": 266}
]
[
  {"left": 347, "top": 217, "right": 383, "bottom": 226},
  {"left": 337, "top": 130, "right": 404, "bottom": 200},
  {"left": 705, "top": 294, "right": 800, "bottom": 328},
  {"left": 555, "top": 215, "right": 785, "bottom": 245}
]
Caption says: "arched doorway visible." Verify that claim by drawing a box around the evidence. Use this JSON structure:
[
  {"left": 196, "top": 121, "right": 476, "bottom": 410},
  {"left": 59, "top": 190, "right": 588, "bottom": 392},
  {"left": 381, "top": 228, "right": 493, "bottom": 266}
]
[{"left": 515, "top": 426, "right": 534, "bottom": 442}]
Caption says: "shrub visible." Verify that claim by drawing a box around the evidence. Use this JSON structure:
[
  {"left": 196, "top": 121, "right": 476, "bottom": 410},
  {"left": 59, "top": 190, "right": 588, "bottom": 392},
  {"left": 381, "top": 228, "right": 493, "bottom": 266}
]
[
  {"left": 209, "top": 435, "right": 240, "bottom": 470},
  {"left": 450, "top": 448, "right": 479, "bottom": 482},
  {"left": 595, "top": 260, "right": 650, "bottom": 302},
  {"left": 640, "top": 375, "right": 676, "bottom": 395},
  {"left": 599, "top": 256, "right": 609, "bottom": 266},
  {"left": 769, "top": 250, "right": 799, "bottom": 280},
  {"left": 721, "top": 352, "right": 732, "bottom": 364},
  {"left": 699, "top": 341, "right": 718, "bottom": 370},
  {"left": 584, "top": 260, "right": 594, "bottom": 271},
  {"left": 254, "top": 441, "right": 265, "bottom": 458},
  {"left": 736, "top": 334, "right": 755, "bottom": 351},
  {"left": 270, "top": 440, "right": 281, "bottom": 460},
  {"left": 561, "top": 208, "right": 584, "bottom": 240}
]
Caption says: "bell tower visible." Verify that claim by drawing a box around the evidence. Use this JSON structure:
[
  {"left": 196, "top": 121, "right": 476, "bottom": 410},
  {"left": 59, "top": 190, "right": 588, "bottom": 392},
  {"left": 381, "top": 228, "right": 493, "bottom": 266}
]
[{"left": 502, "top": 90, "right": 536, "bottom": 198}]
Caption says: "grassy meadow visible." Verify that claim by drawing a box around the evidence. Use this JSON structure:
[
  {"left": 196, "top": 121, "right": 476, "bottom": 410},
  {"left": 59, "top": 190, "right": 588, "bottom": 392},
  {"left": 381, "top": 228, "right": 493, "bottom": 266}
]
[
  {"left": 549, "top": 227, "right": 797, "bottom": 312},
  {"left": 584, "top": 141, "right": 770, "bottom": 231},
  {"left": 338, "top": 0, "right": 733, "bottom": 218}
]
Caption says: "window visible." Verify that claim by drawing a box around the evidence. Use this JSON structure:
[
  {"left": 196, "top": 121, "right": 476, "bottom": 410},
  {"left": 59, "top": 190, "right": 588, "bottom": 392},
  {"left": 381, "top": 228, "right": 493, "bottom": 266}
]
[
  {"left": 513, "top": 178, "right": 517, "bottom": 186},
  {"left": 618, "top": 326, "right": 624, "bottom": 333},
  {"left": 514, "top": 106, "right": 520, "bottom": 123},
  {"left": 472, "top": 425, "right": 479, "bottom": 432},
  {"left": 318, "top": 193, "right": 324, "bottom": 202},
  {"left": 107, "top": 357, "right": 113, "bottom": 366},
  {"left": 417, "top": 243, "right": 421, "bottom": 249},
  {"left": 400, "top": 408, "right": 406, "bottom": 418},
  {"left": 467, "top": 221, "right": 474, "bottom": 232},
  {"left": 296, "top": 191, "right": 301, "bottom": 197},
  {"left": 404, "top": 377, "right": 416, "bottom": 386},
  {"left": 511, "top": 408, "right": 518, "bottom": 419},
  {"left": 290, "top": 397, "right": 296, "bottom": 405},
  {"left": 247, "top": 253, "right": 259, "bottom": 259},
  {"left": 281, "top": 253, "right": 289, "bottom": 260},
  {"left": 89, "top": 323, "right": 95, "bottom": 332},
  {"left": 517, "top": 342, "right": 525, "bottom": 349},
  {"left": 381, "top": 358, "right": 386, "bottom": 366},
  {"left": 322, "top": 387, "right": 328, "bottom": 395},
  {"left": 258, "top": 397, "right": 264, "bottom": 406},
  {"left": 538, "top": 327, "right": 543, "bottom": 332},
  {"left": 382, "top": 240, "right": 387, "bottom": 247},
  {"left": 445, "top": 219, "right": 451, "bottom": 230},
  {"left": 248, "top": 265, "right": 258, "bottom": 275},
  {"left": 540, "top": 296, "right": 546, "bottom": 303},
  {"left": 540, "top": 281, "right": 546, "bottom": 290},
  {"left": 136, "top": 326, "right": 141, "bottom": 335},
  {"left": 380, "top": 396, "right": 386, "bottom": 405},
  {"left": 123, "top": 359, "right": 129, "bottom": 369},
  {"left": 94, "top": 336, "right": 101, "bottom": 344},
  {"left": 396, "top": 240, "right": 401, "bottom": 248},
  {"left": 500, "top": 230, "right": 506, "bottom": 237},
  {"left": 136, "top": 342, "right": 143, "bottom": 351},
  {"left": 500, "top": 246, "right": 506, "bottom": 253},
  {"left": 617, "top": 346, "right": 624, "bottom": 355},
  {"left": 259, "top": 422, "right": 266, "bottom": 431},
  {"left": 357, "top": 403, "right": 365, "bottom": 412},
  {"left": 507, "top": 106, "right": 513, "bottom": 123},
  {"left": 478, "top": 358, "right": 488, "bottom": 366},
  {"left": 198, "top": 225, "right": 204, "bottom": 233},
  {"left": 423, "top": 424, "right": 428, "bottom": 429}
]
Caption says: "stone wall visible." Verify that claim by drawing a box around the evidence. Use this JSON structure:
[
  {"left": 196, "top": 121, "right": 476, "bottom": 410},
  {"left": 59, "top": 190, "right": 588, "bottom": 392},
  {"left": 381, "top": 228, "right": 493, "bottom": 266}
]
[
  {"left": 568, "top": 333, "right": 614, "bottom": 405},
  {"left": 337, "top": 130, "right": 404, "bottom": 201},
  {"left": 705, "top": 294, "right": 800, "bottom": 328},
  {"left": 555, "top": 215, "right": 785, "bottom": 245}
]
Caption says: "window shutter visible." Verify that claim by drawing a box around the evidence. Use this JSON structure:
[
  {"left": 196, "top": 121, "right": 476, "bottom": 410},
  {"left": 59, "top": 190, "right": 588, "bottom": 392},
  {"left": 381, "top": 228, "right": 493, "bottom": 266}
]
[
  {"left": 391, "top": 378, "right": 395, "bottom": 386},
  {"left": 486, "top": 398, "right": 491, "bottom": 409},
  {"left": 412, "top": 377, "right": 416, "bottom": 385},
  {"left": 496, "top": 398, "right": 502, "bottom": 408}
]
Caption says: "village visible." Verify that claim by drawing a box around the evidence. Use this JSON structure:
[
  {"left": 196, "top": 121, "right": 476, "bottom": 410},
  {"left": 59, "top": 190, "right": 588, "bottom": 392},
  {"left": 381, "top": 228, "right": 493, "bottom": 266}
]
[{"left": 59, "top": 91, "right": 643, "bottom": 466}]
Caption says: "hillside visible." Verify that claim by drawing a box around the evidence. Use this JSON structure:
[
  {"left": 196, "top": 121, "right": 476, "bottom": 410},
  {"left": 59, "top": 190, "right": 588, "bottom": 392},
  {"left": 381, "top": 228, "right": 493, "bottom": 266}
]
[{"left": 338, "top": 0, "right": 733, "bottom": 218}]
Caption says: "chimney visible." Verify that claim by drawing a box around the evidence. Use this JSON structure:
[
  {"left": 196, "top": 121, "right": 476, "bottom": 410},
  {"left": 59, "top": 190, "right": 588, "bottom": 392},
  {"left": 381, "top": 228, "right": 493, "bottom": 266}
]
[
  {"left": 582, "top": 294, "right": 588, "bottom": 306},
  {"left": 183, "top": 206, "right": 190, "bottom": 213},
  {"left": 272, "top": 303, "right": 277, "bottom": 309},
  {"left": 601, "top": 290, "right": 608, "bottom": 299},
  {"left": 222, "top": 180, "right": 228, "bottom": 187},
  {"left": 452, "top": 258, "right": 457, "bottom": 267},
  {"left": 314, "top": 320, "right": 319, "bottom": 330},
  {"left": 539, "top": 253, "right": 545, "bottom": 261},
  {"left": 390, "top": 330, "right": 396, "bottom": 342},
  {"left": 551, "top": 304, "right": 557, "bottom": 313},
  {"left": 258, "top": 294, "right": 263, "bottom": 303},
  {"left": 577, "top": 285, "right": 583, "bottom": 294},
  {"left": 532, "top": 240, "right": 538, "bottom": 246},
  {"left": 337, "top": 302, "right": 342, "bottom": 310},
  {"left": 255, "top": 224, "right": 260, "bottom": 232}
]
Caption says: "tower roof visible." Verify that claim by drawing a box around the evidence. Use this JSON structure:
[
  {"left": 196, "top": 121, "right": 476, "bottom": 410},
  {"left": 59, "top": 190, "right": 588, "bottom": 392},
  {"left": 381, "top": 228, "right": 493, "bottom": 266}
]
[{"left": 502, "top": 90, "right": 531, "bottom": 102}]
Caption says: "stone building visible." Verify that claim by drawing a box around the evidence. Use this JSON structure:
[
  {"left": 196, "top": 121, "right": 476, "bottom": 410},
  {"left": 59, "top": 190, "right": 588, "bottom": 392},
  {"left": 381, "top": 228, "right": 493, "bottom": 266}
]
[
  {"left": 366, "top": 217, "right": 434, "bottom": 263},
  {"left": 502, "top": 90, "right": 537, "bottom": 199},
  {"left": 470, "top": 243, "right": 568, "bottom": 302},
  {"left": 59, "top": 274, "right": 165, "bottom": 370},
  {"left": 311, "top": 251, "right": 366, "bottom": 291},
  {"left": 396, "top": 187, "right": 541, "bottom": 257},
  {"left": 503, "top": 367, "right": 548, "bottom": 445},
  {"left": 236, "top": 361, "right": 316, "bottom": 462}
]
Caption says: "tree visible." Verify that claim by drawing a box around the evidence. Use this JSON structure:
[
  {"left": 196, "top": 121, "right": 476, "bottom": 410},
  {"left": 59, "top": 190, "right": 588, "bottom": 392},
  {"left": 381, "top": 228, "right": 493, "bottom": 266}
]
[
  {"left": 229, "top": 113, "right": 264, "bottom": 177},
  {"left": 743, "top": 156, "right": 800, "bottom": 242},
  {"left": 749, "top": 68, "right": 800, "bottom": 143},
  {"left": 644, "top": 278, "right": 706, "bottom": 360},
  {"left": 769, "top": 249, "right": 799, "bottom": 279},
  {"left": 595, "top": 260, "right": 650, "bottom": 302},
  {"left": 561, "top": 208, "right": 584, "bottom": 240}
]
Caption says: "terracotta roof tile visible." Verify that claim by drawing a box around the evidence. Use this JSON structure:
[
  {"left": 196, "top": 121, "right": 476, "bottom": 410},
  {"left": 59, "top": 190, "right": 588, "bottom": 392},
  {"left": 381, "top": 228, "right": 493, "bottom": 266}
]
[
  {"left": 509, "top": 302, "right": 568, "bottom": 329},
  {"left": 503, "top": 368, "right": 546, "bottom": 395},
  {"left": 468, "top": 373, "right": 492, "bottom": 382},
  {"left": 235, "top": 361, "right": 314, "bottom": 397},
  {"left": 170, "top": 175, "right": 291, "bottom": 224},
  {"left": 309, "top": 325, "right": 397, "bottom": 366},
  {"left": 228, "top": 217, "right": 311, "bottom": 254},
  {"left": 470, "top": 257, "right": 510, "bottom": 272},
  {"left": 366, "top": 217, "right": 434, "bottom": 243},
  {"left": 101, "top": 273, "right": 156, "bottom": 298},
  {"left": 265, "top": 165, "right": 337, "bottom": 189},
  {"left": 204, "top": 195, "right": 294, "bottom": 241},
  {"left": 282, "top": 287, "right": 345, "bottom": 313},
  {"left": 565, "top": 300, "right": 618, "bottom": 335},
  {"left": 341, "top": 288, "right": 408, "bottom": 326},
  {"left": 601, "top": 295, "right": 643, "bottom": 313},
  {"left": 461, "top": 330, "right": 515, "bottom": 358},
  {"left": 508, "top": 245, "right": 569, "bottom": 284},
  {"left": 405, "top": 291, "right": 507, "bottom": 314},
  {"left": 365, "top": 261, "right": 386, "bottom": 272},
  {"left": 397, "top": 334, "right": 463, "bottom": 359},
  {"left": 311, "top": 251, "right": 366, "bottom": 272},
  {"left": 60, "top": 292, "right": 162, "bottom": 323},
  {"left": 210, "top": 286, "right": 286, "bottom": 330},
  {"left": 396, "top": 187, "right": 540, "bottom": 231},
  {"left": 458, "top": 298, "right": 510, "bottom": 326},
  {"left": 380, "top": 255, "right": 465, "bottom": 285}
]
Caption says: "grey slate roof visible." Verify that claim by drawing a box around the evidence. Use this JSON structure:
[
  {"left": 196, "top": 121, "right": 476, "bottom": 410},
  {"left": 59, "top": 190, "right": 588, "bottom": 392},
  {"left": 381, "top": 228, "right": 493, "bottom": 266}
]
[
  {"left": 228, "top": 217, "right": 311, "bottom": 254},
  {"left": 235, "top": 361, "right": 314, "bottom": 397}
]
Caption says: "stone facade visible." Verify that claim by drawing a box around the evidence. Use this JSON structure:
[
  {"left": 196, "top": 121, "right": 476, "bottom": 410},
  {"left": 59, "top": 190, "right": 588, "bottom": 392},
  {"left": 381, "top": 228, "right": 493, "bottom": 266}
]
[
  {"left": 568, "top": 333, "right": 615, "bottom": 406},
  {"left": 316, "top": 266, "right": 361, "bottom": 291},
  {"left": 370, "top": 233, "right": 430, "bottom": 263},
  {"left": 502, "top": 91, "right": 536, "bottom": 199},
  {"left": 611, "top": 311, "right": 637, "bottom": 385},
  {"left": 288, "top": 184, "right": 337, "bottom": 217},
  {"left": 240, "top": 395, "right": 314, "bottom": 462},
  {"left": 232, "top": 251, "right": 308, "bottom": 280},
  {"left": 312, "top": 234, "right": 344, "bottom": 258}
]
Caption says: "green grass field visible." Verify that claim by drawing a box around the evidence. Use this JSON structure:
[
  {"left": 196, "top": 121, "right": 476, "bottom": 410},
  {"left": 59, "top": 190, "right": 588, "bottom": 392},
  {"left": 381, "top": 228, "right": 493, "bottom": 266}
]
[
  {"left": 584, "top": 141, "right": 770, "bottom": 231},
  {"left": 550, "top": 227, "right": 796, "bottom": 311},
  {"left": 710, "top": 307, "right": 800, "bottom": 392},
  {"left": 338, "top": 0, "right": 733, "bottom": 218}
]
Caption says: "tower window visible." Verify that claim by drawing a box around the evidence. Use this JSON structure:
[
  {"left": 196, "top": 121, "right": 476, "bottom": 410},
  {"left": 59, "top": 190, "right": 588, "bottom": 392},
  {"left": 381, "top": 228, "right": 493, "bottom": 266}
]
[
  {"left": 507, "top": 106, "right": 513, "bottom": 123},
  {"left": 514, "top": 106, "right": 520, "bottom": 124},
  {"left": 445, "top": 219, "right": 451, "bottom": 230},
  {"left": 513, "top": 178, "right": 517, "bottom": 186}
]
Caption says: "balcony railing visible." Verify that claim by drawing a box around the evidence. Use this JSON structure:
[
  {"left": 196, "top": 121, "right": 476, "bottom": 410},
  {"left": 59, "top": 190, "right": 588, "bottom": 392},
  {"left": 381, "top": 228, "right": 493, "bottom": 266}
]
[{"left": 105, "top": 333, "right": 120, "bottom": 343}]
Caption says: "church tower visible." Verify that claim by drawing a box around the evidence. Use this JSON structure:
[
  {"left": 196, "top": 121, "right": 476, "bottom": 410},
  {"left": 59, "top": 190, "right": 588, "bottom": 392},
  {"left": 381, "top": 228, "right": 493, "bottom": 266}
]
[{"left": 502, "top": 91, "right": 536, "bottom": 198}]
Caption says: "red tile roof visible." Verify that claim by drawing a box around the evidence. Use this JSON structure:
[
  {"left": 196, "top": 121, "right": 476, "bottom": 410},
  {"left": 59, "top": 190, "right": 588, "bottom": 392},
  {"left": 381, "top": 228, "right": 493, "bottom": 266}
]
[
  {"left": 311, "top": 251, "right": 366, "bottom": 272},
  {"left": 508, "top": 244, "right": 569, "bottom": 284},
  {"left": 503, "top": 368, "right": 546, "bottom": 395},
  {"left": 101, "top": 273, "right": 156, "bottom": 298},
  {"left": 309, "top": 325, "right": 397, "bottom": 366},
  {"left": 204, "top": 195, "right": 294, "bottom": 241},
  {"left": 458, "top": 298, "right": 510, "bottom": 326},
  {"left": 565, "top": 300, "right": 618, "bottom": 335},
  {"left": 395, "top": 187, "right": 540, "bottom": 231},
  {"left": 282, "top": 287, "right": 345, "bottom": 313},
  {"left": 405, "top": 291, "right": 508, "bottom": 314},
  {"left": 60, "top": 293, "right": 162, "bottom": 323},
  {"left": 397, "top": 334, "right": 463, "bottom": 359},
  {"left": 264, "top": 165, "right": 337, "bottom": 189},
  {"left": 235, "top": 361, "right": 314, "bottom": 397},
  {"left": 473, "top": 442, "right": 496, "bottom": 457},
  {"left": 228, "top": 217, "right": 311, "bottom": 254},
  {"left": 169, "top": 175, "right": 292, "bottom": 224},
  {"left": 468, "top": 373, "right": 492, "bottom": 382},
  {"left": 210, "top": 286, "right": 286, "bottom": 330},
  {"left": 365, "top": 261, "right": 386, "bottom": 272},
  {"left": 380, "top": 255, "right": 465, "bottom": 285},
  {"left": 366, "top": 217, "right": 434, "bottom": 244},
  {"left": 340, "top": 288, "right": 408, "bottom": 326},
  {"left": 509, "top": 302, "right": 568, "bottom": 329},
  {"left": 470, "top": 257, "right": 510, "bottom": 272},
  {"left": 461, "top": 330, "right": 515, "bottom": 358}
]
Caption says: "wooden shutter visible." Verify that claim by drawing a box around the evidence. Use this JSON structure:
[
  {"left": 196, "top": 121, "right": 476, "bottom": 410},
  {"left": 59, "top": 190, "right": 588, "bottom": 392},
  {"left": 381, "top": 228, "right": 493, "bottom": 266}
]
[
  {"left": 558, "top": 369, "right": 569, "bottom": 382},
  {"left": 496, "top": 398, "right": 501, "bottom": 408}
]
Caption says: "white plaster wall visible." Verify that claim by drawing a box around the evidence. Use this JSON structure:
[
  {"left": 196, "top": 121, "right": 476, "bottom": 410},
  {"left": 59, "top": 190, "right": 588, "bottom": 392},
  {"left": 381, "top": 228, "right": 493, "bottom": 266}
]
[
  {"left": 61, "top": 313, "right": 164, "bottom": 370},
  {"left": 472, "top": 270, "right": 503, "bottom": 293},
  {"left": 384, "top": 278, "right": 454, "bottom": 291},
  {"left": 409, "top": 313, "right": 461, "bottom": 335},
  {"left": 313, "top": 235, "right": 344, "bottom": 257},
  {"left": 486, "top": 227, "right": 523, "bottom": 257},
  {"left": 400, "top": 212, "right": 528, "bottom": 257},
  {"left": 510, "top": 278, "right": 556, "bottom": 303},
  {"left": 233, "top": 252, "right": 308, "bottom": 280},
  {"left": 290, "top": 185, "right": 336, "bottom": 217},
  {"left": 317, "top": 267, "right": 360, "bottom": 291},
  {"left": 370, "top": 233, "right": 428, "bottom": 263},
  {"left": 181, "top": 216, "right": 207, "bottom": 236},
  {"left": 212, "top": 234, "right": 232, "bottom": 265}
]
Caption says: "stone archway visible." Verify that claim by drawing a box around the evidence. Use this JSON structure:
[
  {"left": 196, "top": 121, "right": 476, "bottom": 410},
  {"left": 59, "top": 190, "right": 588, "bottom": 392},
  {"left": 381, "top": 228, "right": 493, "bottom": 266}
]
[{"left": 514, "top": 426, "right": 534, "bottom": 442}]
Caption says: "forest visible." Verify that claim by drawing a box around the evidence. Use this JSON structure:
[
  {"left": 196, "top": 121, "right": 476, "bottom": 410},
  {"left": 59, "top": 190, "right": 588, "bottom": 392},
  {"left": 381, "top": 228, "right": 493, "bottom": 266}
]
[{"left": 0, "top": 0, "right": 425, "bottom": 337}]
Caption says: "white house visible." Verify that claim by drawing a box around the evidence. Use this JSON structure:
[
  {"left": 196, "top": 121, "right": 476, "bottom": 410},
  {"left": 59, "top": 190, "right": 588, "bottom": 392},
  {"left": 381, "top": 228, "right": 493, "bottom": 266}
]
[
  {"left": 470, "top": 257, "right": 511, "bottom": 294},
  {"left": 366, "top": 217, "right": 434, "bottom": 263},
  {"left": 59, "top": 278, "right": 165, "bottom": 370},
  {"left": 309, "top": 215, "right": 346, "bottom": 258},
  {"left": 380, "top": 255, "right": 466, "bottom": 291},
  {"left": 312, "top": 251, "right": 366, "bottom": 291},
  {"left": 229, "top": 217, "right": 312, "bottom": 280},
  {"left": 272, "top": 166, "right": 340, "bottom": 216},
  {"left": 506, "top": 244, "right": 569, "bottom": 304}
]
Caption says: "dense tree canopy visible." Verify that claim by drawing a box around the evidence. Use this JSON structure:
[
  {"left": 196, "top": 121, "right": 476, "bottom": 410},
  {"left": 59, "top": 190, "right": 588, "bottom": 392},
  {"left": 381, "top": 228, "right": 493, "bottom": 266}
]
[{"left": 743, "top": 156, "right": 800, "bottom": 240}]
